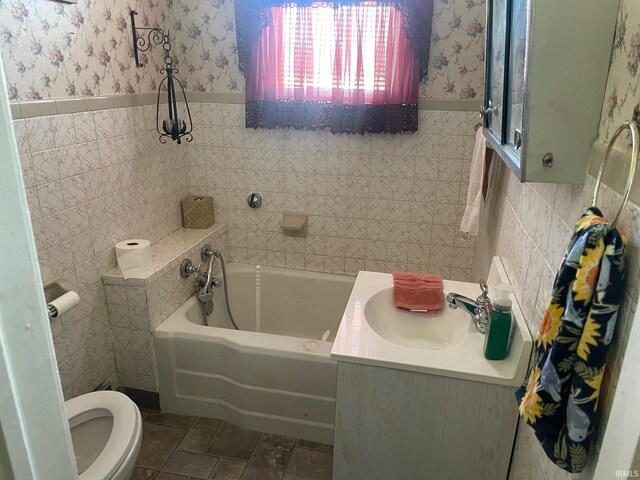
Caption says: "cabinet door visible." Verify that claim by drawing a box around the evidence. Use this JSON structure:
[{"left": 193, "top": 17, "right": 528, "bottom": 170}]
[
  {"left": 485, "top": 0, "right": 507, "bottom": 138},
  {"left": 506, "top": 0, "right": 529, "bottom": 153}
]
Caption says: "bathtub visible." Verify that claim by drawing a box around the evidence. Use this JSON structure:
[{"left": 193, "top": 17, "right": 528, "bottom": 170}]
[{"left": 154, "top": 263, "right": 356, "bottom": 444}]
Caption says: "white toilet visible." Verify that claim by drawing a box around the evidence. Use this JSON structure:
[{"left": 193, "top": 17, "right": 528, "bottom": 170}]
[{"left": 65, "top": 391, "right": 142, "bottom": 480}]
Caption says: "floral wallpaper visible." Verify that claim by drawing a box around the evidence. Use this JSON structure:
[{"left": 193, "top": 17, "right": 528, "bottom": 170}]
[
  {"left": 170, "top": 0, "right": 242, "bottom": 93},
  {"left": 599, "top": 0, "right": 640, "bottom": 141},
  {"left": 174, "top": 0, "right": 486, "bottom": 99},
  {"left": 421, "top": 0, "right": 486, "bottom": 99},
  {"left": 0, "top": 0, "right": 486, "bottom": 101},
  {"left": 0, "top": 0, "right": 172, "bottom": 101}
]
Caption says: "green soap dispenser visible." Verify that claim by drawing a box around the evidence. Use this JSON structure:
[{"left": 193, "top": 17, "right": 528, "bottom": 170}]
[{"left": 484, "top": 284, "right": 513, "bottom": 360}]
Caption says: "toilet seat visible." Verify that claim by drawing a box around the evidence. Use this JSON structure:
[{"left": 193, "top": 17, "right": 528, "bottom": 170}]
[{"left": 65, "top": 391, "right": 141, "bottom": 480}]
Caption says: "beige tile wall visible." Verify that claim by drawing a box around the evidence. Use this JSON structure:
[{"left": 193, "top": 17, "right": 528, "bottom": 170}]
[
  {"left": 188, "top": 103, "right": 478, "bottom": 280},
  {"left": 103, "top": 225, "right": 227, "bottom": 392},
  {"left": 476, "top": 162, "right": 640, "bottom": 479},
  {"left": 12, "top": 98, "right": 480, "bottom": 398},
  {"left": 13, "top": 105, "right": 189, "bottom": 399}
]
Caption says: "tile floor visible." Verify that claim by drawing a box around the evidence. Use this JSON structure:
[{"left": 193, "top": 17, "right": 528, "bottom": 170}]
[{"left": 133, "top": 411, "right": 333, "bottom": 480}]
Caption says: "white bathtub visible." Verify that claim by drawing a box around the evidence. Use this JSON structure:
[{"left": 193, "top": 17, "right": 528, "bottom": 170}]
[{"left": 154, "top": 263, "right": 355, "bottom": 444}]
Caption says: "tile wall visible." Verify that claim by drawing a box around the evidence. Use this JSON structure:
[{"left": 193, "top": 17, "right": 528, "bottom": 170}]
[
  {"left": 11, "top": 97, "right": 479, "bottom": 398},
  {"left": 187, "top": 103, "right": 478, "bottom": 281},
  {"left": 103, "top": 225, "right": 227, "bottom": 391},
  {"left": 476, "top": 163, "right": 640, "bottom": 479},
  {"left": 13, "top": 106, "right": 189, "bottom": 399}
]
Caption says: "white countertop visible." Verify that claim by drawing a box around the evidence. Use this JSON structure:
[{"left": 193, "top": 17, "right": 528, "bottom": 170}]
[{"left": 331, "top": 257, "right": 533, "bottom": 387}]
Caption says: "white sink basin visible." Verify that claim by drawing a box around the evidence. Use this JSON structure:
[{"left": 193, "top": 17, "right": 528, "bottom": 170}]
[
  {"left": 364, "top": 288, "right": 472, "bottom": 350},
  {"left": 331, "top": 257, "right": 533, "bottom": 387}
]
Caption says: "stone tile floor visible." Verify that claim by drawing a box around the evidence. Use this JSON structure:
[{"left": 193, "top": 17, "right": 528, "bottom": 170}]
[{"left": 133, "top": 411, "right": 333, "bottom": 480}]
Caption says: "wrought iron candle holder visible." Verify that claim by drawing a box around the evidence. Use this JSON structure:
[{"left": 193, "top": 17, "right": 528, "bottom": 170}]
[{"left": 130, "top": 11, "right": 193, "bottom": 145}]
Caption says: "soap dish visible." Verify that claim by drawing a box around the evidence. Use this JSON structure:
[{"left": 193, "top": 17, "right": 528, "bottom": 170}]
[{"left": 280, "top": 212, "right": 308, "bottom": 237}]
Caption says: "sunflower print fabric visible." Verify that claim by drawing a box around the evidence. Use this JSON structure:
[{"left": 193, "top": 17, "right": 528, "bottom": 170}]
[{"left": 515, "top": 208, "right": 625, "bottom": 473}]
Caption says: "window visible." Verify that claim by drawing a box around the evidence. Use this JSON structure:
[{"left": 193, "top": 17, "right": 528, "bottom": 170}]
[
  {"left": 235, "top": 0, "right": 434, "bottom": 134},
  {"left": 279, "top": 3, "right": 395, "bottom": 94}
]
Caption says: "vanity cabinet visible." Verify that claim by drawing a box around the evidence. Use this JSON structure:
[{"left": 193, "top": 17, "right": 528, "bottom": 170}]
[
  {"left": 483, "top": 0, "right": 619, "bottom": 183},
  {"left": 333, "top": 362, "right": 518, "bottom": 480},
  {"left": 331, "top": 258, "right": 532, "bottom": 479}
]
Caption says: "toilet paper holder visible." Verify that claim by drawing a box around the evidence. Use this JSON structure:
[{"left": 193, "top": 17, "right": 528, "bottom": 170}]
[{"left": 43, "top": 277, "right": 78, "bottom": 319}]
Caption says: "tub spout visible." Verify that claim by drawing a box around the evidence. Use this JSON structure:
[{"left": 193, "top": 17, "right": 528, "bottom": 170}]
[{"left": 198, "top": 289, "right": 213, "bottom": 303}]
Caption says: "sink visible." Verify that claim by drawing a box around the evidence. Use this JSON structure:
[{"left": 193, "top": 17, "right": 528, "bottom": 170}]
[
  {"left": 364, "top": 288, "right": 472, "bottom": 350},
  {"left": 331, "top": 257, "right": 533, "bottom": 387}
]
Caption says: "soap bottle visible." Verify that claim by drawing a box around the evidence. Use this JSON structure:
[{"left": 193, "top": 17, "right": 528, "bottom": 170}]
[{"left": 484, "top": 284, "right": 513, "bottom": 360}]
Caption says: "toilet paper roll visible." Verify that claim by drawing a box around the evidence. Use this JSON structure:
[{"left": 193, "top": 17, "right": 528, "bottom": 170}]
[
  {"left": 47, "top": 291, "right": 80, "bottom": 319},
  {"left": 115, "top": 239, "right": 152, "bottom": 279}
]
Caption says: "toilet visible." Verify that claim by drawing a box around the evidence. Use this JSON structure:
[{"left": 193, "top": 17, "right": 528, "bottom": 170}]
[{"left": 65, "top": 391, "right": 142, "bottom": 480}]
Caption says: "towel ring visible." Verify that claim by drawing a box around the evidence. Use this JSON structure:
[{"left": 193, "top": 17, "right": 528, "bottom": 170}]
[{"left": 592, "top": 120, "right": 640, "bottom": 227}]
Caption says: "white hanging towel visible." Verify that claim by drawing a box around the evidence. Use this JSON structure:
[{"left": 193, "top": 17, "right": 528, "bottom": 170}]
[{"left": 460, "top": 127, "right": 490, "bottom": 237}]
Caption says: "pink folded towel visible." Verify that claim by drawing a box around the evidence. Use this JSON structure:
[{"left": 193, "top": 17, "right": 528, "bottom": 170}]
[{"left": 392, "top": 271, "right": 444, "bottom": 314}]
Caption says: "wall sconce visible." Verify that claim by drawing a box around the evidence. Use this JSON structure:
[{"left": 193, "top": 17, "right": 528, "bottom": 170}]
[{"left": 130, "top": 11, "right": 193, "bottom": 145}]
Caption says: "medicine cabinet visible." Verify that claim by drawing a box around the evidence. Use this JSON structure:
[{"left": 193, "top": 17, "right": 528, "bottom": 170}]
[{"left": 482, "top": 0, "right": 619, "bottom": 183}]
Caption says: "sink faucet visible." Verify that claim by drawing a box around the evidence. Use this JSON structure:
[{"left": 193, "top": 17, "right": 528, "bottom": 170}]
[{"left": 446, "top": 281, "right": 492, "bottom": 333}]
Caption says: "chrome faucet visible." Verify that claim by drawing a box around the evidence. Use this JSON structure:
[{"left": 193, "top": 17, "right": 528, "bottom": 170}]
[
  {"left": 446, "top": 281, "right": 491, "bottom": 333},
  {"left": 196, "top": 245, "right": 222, "bottom": 301},
  {"left": 180, "top": 244, "right": 222, "bottom": 308}
]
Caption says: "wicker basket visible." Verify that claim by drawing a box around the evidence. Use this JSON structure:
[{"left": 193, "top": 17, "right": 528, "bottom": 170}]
[{"left": 182, "top": 196, "right": 215, "bottom": 229}]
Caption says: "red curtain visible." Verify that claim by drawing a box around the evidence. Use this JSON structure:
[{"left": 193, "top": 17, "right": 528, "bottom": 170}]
[
  {"left": 238, "top": 1, "right": 429, "bottom": 134},
  {"left": 246, "top": 3, "right": 419, "bottom": 105},
  {"left": 235, "top": 0, "right": 434, "bottom": 81}
]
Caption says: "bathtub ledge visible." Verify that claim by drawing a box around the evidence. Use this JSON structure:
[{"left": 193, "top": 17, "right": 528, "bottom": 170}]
[{"left": 103, "top": 223, "right": 227, "bottom": 286}]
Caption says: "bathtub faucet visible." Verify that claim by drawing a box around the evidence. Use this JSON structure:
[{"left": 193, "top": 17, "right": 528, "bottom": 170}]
[
  {"left": 180, "top": 245, "right": 239, "bottom": 328},
  {"left": 179, "top": 244, "right": 223, "bottom": 303},
  {"left": 198, "top": 245, "right": 222, "bottom": 301}
]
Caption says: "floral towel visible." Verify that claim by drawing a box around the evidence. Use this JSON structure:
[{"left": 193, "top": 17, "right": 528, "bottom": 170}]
[{"left": 515, "top": 208, "right": 625, "bottom": 473}]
